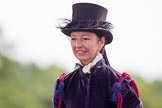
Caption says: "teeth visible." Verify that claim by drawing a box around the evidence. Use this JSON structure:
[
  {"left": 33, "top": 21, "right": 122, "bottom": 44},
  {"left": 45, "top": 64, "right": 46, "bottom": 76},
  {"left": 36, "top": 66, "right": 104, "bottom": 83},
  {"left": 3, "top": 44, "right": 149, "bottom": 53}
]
[{"left": 77, "top": 51, "right": 84, "bottom": 53}]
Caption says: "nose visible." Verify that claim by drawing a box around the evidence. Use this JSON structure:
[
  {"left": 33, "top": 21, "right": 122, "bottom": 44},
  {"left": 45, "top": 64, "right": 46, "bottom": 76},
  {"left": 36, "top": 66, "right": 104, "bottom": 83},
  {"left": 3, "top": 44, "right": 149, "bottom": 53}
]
[{"left": 75, "top": 40, "right": 82, "bottom": 48}]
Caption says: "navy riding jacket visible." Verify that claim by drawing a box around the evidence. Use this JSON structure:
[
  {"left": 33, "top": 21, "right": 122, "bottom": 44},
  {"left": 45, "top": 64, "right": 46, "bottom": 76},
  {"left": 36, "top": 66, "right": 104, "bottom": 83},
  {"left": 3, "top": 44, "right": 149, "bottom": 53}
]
[{"left": 53, "top": 59, "right": 143, "bottom": 108}]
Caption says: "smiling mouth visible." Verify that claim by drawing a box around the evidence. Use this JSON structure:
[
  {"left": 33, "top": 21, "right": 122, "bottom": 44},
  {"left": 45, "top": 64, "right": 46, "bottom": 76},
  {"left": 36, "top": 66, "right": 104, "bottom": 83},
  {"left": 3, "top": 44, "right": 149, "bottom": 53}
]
[
  {"left": 77, "top": 50, "right": 86, "bottom": 53},
  {"left": 76, "top": 50, "right": 87, "bottom": 56}
]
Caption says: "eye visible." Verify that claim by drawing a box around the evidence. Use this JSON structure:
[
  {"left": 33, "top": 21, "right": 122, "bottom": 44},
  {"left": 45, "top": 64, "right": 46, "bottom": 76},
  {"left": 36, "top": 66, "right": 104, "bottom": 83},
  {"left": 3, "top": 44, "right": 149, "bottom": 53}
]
[
  {"left": 71, "top": 37, "right": 77, "bottom": 41},
  {"left": 83, "top": 37, "right": 90, "bottom": 40}
]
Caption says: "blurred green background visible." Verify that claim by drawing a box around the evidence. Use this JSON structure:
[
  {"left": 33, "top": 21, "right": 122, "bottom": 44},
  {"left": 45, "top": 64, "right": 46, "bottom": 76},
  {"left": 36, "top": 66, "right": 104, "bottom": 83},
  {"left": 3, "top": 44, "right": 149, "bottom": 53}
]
[{"left": 0, "top": 30, "right": 162, "bottom": 108}]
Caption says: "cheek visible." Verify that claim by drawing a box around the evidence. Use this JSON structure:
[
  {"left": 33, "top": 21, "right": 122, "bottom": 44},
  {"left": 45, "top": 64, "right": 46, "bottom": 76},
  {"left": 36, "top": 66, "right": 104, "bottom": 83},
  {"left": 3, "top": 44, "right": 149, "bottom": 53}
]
[
  {"left": 88, "top": 44, "right": 100, "bottom": 54},
  {"left": 71, "top": 45, "right": 75, "bottom": 53},
  {"left": 71, "top": 44, "right": 79, "bottom": 57}
]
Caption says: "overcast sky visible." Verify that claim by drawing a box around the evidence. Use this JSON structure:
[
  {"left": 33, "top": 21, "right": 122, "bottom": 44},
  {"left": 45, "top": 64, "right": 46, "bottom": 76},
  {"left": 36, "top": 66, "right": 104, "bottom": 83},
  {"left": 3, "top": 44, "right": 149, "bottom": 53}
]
[{"left": 0, "top": 0, "right": 162, "bottom": 81}]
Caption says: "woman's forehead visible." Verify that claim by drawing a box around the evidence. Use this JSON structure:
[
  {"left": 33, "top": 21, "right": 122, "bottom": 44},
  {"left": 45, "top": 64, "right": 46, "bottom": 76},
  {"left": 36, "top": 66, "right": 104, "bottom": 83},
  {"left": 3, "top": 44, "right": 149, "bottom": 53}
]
[{"left": 70, "top": 31, "right": 97, "bottom": 37}]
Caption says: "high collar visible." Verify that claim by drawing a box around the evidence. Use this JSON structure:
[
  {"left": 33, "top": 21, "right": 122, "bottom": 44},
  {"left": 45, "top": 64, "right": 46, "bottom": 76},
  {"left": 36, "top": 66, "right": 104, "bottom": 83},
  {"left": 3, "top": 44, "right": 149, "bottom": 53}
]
[{"left": 75, "top": 53, "right": 103, "bottom": 74}]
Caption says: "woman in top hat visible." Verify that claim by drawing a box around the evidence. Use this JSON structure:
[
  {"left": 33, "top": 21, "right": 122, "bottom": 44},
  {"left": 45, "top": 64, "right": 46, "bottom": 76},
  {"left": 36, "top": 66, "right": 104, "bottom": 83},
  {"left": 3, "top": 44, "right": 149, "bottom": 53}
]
[{"left": 52, "top": 2, "right": 143, "bottom": 108}]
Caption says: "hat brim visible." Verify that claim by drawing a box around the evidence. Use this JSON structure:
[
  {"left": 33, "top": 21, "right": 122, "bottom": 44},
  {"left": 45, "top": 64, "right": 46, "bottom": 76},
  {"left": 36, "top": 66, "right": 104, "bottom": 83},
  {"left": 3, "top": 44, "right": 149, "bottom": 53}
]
[{"left": 61, "top": 28, "right": 113, "bottom": 45}]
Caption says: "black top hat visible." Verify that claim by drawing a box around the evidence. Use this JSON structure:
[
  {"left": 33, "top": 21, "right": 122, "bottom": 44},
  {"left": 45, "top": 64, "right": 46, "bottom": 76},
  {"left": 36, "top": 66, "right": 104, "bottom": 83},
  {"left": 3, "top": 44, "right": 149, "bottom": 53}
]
[{"left": 59, "top": 3, "right": 113, "bottom": 44}]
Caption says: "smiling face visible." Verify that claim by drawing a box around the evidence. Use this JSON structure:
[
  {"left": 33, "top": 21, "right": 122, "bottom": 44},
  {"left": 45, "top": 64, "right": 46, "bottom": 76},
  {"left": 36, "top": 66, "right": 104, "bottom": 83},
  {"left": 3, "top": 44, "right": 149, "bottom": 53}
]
[{"left": 70, "top": 31, "right": 105, "bottom": 65}]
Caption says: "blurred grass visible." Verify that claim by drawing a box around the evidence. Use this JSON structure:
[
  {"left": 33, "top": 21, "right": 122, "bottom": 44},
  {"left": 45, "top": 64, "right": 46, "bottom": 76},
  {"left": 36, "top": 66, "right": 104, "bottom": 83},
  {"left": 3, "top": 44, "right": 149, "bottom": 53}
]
[{"left": 0, "top": 53, "right": 64, "bottom": 108}]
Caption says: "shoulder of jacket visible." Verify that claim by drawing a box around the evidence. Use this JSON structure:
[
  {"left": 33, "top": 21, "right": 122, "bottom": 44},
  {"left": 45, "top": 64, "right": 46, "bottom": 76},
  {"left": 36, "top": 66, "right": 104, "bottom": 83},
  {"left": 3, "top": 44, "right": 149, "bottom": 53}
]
[{"left": 58, "top": 69, "right": 80, "bottom": 81}]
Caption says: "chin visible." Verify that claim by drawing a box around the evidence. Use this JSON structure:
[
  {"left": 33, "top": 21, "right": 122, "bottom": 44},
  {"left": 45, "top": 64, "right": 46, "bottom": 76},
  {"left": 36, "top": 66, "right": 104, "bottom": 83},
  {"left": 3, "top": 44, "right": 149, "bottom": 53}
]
[
  {"left": 77, "top": 57, "right": 87, "bottom": 62},
  {"left": 78, "top": 58, "right": 86, "bottom": 61}
]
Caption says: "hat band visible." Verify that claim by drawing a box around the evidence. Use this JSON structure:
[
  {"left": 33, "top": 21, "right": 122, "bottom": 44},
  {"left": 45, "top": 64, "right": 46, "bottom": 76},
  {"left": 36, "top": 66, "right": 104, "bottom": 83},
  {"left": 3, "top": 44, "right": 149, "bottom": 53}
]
[{"left": 57, "top": 18, "right": 113, "bottom": 30}]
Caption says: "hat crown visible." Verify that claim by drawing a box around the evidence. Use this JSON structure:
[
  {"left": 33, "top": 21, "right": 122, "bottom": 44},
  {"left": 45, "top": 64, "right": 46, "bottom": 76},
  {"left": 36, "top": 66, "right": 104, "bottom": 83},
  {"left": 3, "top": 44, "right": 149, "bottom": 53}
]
[{"left": 72, "top": 3, "right": 108, "bottom": 21}]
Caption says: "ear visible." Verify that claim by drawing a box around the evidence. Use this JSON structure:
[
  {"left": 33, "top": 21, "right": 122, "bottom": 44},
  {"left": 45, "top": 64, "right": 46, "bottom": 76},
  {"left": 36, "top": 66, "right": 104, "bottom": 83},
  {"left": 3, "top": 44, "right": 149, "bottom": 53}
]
[{"left": 99, "top": 36, "right": 106, "bottom": 49}]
